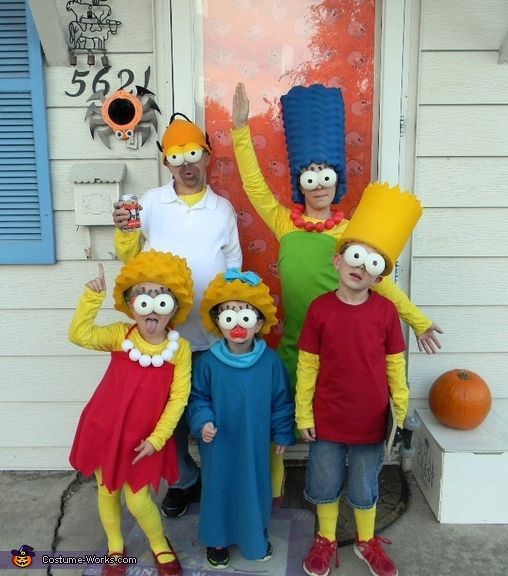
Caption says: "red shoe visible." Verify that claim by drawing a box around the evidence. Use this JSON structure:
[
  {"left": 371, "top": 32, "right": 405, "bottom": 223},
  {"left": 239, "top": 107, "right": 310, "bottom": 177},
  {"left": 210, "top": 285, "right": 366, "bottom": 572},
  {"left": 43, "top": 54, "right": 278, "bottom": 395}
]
[
  {"left": 102, "top": 548, "right": 127, "bottom": 576},
  {"left": 152, "top": 539, "right": 182, "bottom": 576},
  {"left": 303, "top": 534, "right": 339, "bottom": 576},
  {"left": 354, "top": 534, "right": 398, "bottom": 576}
]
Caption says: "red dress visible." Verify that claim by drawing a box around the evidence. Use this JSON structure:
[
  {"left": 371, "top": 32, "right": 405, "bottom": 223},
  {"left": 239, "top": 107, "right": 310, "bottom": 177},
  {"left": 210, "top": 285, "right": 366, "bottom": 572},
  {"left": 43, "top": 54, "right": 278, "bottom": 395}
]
[{"left": 70, "top": 333, "right": 179, "bottom": 493}]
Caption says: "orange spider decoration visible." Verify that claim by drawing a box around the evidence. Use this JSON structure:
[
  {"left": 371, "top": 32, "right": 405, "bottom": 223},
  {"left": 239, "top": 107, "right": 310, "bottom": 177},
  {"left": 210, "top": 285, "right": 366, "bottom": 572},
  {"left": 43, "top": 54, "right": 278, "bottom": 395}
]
[{"left": 85, "top": 86, "right": 160, "bottom": 148}]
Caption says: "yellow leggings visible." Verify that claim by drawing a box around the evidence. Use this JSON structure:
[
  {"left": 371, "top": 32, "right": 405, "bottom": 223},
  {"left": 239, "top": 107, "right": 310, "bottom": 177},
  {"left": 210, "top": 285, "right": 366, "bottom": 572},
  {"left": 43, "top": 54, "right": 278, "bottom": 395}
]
[
  {"left": 94, "top": 470, "right": 174, "bottom": 561},
  {"left": 271, "top": 446, "right": 377, "bottom": 542},
  {"left": 316, "top": 500, "right": 377, "bottom": 542},
  {"left": 271, "top": 445, "right": 285, "bottom": 498}
]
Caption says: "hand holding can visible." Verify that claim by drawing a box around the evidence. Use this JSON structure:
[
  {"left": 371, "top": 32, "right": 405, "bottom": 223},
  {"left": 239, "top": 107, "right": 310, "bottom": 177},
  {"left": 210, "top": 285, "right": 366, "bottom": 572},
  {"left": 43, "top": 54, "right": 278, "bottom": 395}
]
[{"left": 116, "top": 194, "right": 141, "bottom": 230}]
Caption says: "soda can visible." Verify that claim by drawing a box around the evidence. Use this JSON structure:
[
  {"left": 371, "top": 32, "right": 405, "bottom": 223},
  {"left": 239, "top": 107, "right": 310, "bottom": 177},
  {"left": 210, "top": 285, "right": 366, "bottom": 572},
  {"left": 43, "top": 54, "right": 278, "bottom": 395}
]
[{"left": 119, "top": 193, "right": 141, "bottom": 230}]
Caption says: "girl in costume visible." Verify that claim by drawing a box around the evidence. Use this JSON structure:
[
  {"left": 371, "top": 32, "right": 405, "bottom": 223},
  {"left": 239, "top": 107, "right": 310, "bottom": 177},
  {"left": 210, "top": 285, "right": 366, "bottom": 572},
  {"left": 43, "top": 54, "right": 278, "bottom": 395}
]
[
  {"left": 231, "top": 82, "right": 443, "bottom": 503},
  {"left": 69, "top": 250, "right": 194, "bottom": 576},
  {"left": 187, "top": 269, "right": 295, "bottom": 569}
]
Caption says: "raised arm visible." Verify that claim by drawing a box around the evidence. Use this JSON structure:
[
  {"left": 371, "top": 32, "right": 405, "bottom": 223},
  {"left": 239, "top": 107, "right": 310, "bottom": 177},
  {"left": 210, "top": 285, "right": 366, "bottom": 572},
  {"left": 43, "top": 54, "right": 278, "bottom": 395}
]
[
  {"left": 231, "top": 83, "right": 292, "bottom": 239},
  {"left": 232, "top": 81, "right": 249, "bottom": 129},
  {"left": 68, "top": 263, "right": 127, "bottom": 350}
]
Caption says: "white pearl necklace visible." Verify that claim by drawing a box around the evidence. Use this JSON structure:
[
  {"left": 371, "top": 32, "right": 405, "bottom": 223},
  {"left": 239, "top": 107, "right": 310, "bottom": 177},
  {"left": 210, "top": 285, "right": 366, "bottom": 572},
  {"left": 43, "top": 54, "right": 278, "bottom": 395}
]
[{"left": 121, "top": 329, "right": 180, "bottom": 368}]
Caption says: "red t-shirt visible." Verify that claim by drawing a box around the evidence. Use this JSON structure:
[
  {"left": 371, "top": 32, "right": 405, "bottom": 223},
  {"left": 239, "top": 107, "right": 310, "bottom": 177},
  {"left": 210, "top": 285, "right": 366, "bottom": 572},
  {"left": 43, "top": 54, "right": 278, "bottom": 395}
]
[{"left": 298, "top": 291, "right": 406, "bottom": 444}]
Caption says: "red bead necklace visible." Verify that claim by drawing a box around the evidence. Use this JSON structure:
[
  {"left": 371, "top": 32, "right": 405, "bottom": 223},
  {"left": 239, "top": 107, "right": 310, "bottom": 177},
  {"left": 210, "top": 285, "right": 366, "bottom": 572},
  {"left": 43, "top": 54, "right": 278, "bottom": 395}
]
[{"left": 290, "top": 204, "right": 345, "bottom": 233}]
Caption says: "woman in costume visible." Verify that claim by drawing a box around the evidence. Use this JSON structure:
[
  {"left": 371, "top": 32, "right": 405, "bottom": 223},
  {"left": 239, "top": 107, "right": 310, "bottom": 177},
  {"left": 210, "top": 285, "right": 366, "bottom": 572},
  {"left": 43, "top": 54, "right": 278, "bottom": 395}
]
[{"left": 231, "top": 82, "right": 443, "bottom": 502}]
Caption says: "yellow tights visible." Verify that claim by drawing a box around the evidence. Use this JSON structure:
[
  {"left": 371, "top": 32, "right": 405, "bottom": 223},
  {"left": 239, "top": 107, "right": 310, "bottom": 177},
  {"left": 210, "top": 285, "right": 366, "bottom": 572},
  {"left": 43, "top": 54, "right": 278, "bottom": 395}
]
[
  {"left": 316, "top": 501, "right": 376, "bottom": 543},
  {"left": 316, "top": 501, "right": 340, "bottom": 541},
  {"left": 95, "top": 470, "right": 174, "bottom": 561},
  {"left": 354, "top": 506, "right": 376, "bottom": 542},
  {"left": 271, "top": 445, "right": 285, "bottom": 498}
]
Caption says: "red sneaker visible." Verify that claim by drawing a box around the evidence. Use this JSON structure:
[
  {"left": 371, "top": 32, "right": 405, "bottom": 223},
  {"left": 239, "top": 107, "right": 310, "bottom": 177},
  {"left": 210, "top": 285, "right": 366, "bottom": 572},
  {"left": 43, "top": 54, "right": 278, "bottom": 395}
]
[
  {"left": 354, "top": 534, "right": 398, "bottom": 576},
  {"left": 303, "top": 534, "right": 339, "bottom": 576}
]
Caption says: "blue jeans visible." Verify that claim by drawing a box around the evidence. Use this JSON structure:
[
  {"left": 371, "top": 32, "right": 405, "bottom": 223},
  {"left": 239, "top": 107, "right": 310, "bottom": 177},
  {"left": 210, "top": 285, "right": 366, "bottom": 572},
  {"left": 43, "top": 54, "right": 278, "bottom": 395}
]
[
  {"left": 304, "top": 439, "right": 384, "bottom": 509},
  {"left": 168, "top": 415, "right": 200, "bottom": 489}
]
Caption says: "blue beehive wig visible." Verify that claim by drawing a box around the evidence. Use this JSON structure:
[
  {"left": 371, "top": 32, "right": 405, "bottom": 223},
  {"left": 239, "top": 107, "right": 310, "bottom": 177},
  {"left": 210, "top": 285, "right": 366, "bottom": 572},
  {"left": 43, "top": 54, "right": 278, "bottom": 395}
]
[{"left": 281, "top": 84, "right": 347, "bottom": 204}]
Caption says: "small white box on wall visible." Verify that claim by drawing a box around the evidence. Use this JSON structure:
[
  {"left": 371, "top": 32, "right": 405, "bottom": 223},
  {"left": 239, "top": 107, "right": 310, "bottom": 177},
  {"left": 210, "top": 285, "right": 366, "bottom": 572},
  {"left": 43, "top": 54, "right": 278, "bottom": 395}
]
[
  {"left": 413, "top": 407, "right": 508, "bottom": 524},
  {"left": 71, "top": 163, "right": 126, "bottom": 225}
]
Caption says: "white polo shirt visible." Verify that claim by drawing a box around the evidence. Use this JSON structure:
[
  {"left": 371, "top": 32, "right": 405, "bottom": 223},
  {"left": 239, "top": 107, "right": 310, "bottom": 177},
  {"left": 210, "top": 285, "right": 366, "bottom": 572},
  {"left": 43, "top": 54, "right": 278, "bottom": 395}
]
[{"left": 140, "top": 181, "right": 242, "bottom": 350}]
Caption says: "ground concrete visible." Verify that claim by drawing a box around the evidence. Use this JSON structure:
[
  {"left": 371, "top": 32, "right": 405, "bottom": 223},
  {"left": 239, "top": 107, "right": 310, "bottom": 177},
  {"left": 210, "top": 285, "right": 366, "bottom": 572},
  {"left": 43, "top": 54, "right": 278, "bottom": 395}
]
[{"left": 1, "top": 470, "right": 507, "bottom": 576}]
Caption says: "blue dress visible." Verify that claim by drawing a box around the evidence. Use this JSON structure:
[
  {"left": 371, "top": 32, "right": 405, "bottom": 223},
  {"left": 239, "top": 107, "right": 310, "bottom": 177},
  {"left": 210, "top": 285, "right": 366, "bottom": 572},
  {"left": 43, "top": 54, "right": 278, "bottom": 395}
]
[{"left": 187, "top": 339, "right": 295, "bottom": 560}]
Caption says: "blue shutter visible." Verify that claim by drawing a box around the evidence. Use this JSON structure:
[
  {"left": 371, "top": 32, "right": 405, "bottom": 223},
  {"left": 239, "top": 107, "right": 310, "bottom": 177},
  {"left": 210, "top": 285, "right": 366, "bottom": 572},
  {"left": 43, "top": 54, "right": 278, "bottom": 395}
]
[{"left": 0, "top": 0, "right": 55, "bottom": 264}]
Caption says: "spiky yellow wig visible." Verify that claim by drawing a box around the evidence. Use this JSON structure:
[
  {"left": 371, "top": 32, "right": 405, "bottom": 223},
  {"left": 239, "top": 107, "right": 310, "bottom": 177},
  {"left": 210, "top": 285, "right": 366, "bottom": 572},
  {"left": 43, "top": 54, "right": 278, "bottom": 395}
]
[
  {"left": 200, "top": 270, "right": 278, "bottom": 336},
  {"left": 113, "top": 250, "right": 193, "bottom": 325}
]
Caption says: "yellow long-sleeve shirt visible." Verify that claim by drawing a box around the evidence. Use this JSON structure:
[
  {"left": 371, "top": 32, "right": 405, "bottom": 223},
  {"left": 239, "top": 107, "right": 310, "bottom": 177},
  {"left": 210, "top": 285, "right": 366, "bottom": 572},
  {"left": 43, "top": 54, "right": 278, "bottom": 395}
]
[
  {"left": 295, "top": 350, "right": 408, "bottom": 428},
  {"left": 69, "top": 287, "right": 192, "bottom": 451}
]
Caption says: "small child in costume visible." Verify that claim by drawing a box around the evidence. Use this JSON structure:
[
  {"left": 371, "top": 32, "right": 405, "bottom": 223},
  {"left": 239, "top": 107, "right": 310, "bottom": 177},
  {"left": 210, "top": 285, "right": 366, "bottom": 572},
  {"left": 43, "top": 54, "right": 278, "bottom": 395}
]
[
  {"left": 69, "top": 250, "right": 194, "bottom": 576},
  {"left": 296, "top": 182, "right": 423, "bottom": 576},
  {"left": 187, "top": 269, "right": 295, "bottom": 569}
]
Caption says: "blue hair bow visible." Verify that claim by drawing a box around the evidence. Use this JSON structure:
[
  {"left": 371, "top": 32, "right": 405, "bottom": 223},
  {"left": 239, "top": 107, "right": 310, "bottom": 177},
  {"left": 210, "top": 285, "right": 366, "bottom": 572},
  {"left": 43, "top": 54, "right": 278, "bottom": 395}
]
[{"left": 224, "top": 268, "right": 261, "bottom": 286}]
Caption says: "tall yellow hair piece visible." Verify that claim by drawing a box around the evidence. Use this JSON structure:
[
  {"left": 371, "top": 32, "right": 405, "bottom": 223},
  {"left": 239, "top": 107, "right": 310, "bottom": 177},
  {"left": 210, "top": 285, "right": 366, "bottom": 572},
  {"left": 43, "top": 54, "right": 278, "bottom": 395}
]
[
  {"left": 113, "top": 250, "right": 194, "bottom": 325},
  {"left": 337, "top": 182, "right": 423, "bottom": 276}
]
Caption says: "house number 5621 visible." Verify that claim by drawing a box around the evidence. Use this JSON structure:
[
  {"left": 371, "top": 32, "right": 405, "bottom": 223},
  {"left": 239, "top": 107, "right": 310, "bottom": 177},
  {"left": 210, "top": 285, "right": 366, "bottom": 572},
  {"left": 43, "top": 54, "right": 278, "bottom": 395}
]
[{"left": 65, "top": 66, "right": 151, "bottom": 98}]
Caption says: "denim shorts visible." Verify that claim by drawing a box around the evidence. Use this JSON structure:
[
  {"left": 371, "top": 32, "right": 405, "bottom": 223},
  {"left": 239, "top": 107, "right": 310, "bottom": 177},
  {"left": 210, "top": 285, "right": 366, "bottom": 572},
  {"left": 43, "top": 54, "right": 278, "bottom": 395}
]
[{"left": 304, "top": 439, "right": 385, "bottom": 509}]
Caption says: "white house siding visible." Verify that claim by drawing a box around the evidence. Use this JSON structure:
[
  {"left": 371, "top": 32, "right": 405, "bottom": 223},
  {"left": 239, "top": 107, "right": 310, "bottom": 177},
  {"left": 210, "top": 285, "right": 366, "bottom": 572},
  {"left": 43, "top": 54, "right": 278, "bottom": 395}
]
[
  {"left": 409, "top": 0, "right": 508, "bottom": 403},
  {"left": 1, "top": 0, "right": 161, "bottom": 469},
  {"left": 4, "top": 0, "right": 507, "bottom": 470}
]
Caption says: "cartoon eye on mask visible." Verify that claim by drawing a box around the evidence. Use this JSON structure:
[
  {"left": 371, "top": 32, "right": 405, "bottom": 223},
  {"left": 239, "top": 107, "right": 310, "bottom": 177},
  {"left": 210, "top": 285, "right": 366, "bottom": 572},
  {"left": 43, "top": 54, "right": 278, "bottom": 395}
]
[
  {"left": 343, "top": 244, "right": 385, "bottom": 276},
  {"left": 133, "top": 293, "right": 176, "bottom": 315},
  {"left": 217, "top": 309, "right": 239, "bottom": 330},
  {"left": 183, "top": 148, "right": 203, "bottom": 163},
  {"left": 167, "top": 147, "right": 204, "bottom": 166},
  {"left": 300, "top": 168, "right": 338, "bottom": 190},
  {"left": 343, "top": 244, "right": 368, "bottom": 267},
  {"left": 364, "top": 253, "right": 385, "bottom": 276},
  {"left": 236, "top": 308, "right": 258, "bottom": 328},
  {"left": 318, "top": 168, "right": 337, "bottom": 188},
  {"left": 166, "top": 152, "right": 185, "bottom": 167},
  {"left": 133, "top": 294, "right": 154, "bottom": 315},
  {"left": 153, "top": 293, "right": 176, "bottom": 315},
  {"left": 299, "top": 170, "right": 319, "bottom": 191}
]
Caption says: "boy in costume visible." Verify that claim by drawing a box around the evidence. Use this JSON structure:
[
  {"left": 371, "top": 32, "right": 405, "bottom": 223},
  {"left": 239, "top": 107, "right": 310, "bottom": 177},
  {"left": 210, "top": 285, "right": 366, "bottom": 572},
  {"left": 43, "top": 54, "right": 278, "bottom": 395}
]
[
  {"left": 231, "top": 81, "right": 442, "bottom": 505},
  {"left": 69, "top": 250, "right": 194, "bottom": 576},
  {"left": 187, "top": 269, "right": 295, "bottom": 568},
  {"left": 112, "top": 114, "right": 242, "bottom": 518},
  {"left": 296, "top": 182, "right": 421, "bottom": 576}
]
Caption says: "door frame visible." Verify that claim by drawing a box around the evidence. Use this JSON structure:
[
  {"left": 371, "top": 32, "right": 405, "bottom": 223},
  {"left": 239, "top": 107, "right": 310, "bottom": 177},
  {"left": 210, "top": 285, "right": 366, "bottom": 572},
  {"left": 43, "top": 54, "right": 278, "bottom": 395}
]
[
  {"left": 159, "top": 0, "right": 417, "bottom": 182},
  {"left": 155, "top": 0, "right": 420, "bottom": 290}
]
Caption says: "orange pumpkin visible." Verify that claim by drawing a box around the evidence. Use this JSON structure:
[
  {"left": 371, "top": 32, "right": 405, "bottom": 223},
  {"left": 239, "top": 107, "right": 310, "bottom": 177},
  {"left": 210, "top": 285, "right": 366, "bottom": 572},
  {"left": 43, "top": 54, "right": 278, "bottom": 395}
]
[{"left": 428, "top": 369, "right": 492, "bottom": 430}]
